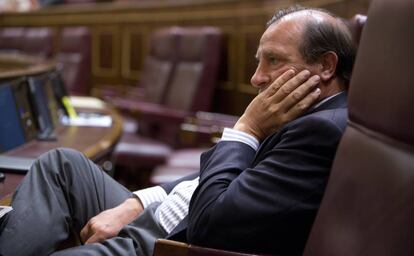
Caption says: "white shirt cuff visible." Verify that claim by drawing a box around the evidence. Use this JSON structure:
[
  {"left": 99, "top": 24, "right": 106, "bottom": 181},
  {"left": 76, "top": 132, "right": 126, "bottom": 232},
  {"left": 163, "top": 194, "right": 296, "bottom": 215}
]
[
  {"left": 220, "top": 127, "right": 259, "bottom": 151},
  {"left": 133, "top": 186, "right": 168, "bottom": 208}
]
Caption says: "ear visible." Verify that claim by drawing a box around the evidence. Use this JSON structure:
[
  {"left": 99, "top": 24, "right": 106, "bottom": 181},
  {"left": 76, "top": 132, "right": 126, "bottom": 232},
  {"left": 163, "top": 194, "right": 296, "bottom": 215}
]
[{"left": 318, "top": 51, "right": 338, "bottom": 82}]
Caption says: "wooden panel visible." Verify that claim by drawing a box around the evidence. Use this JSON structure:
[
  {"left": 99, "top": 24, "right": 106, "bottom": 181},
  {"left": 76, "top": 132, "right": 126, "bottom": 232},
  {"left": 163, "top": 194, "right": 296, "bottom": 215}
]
[
  {"left": 121, "top": 26, "right": 149, "bottom": 80},
  {"left": 92, "top": 26, "right": 120, "bottom": 78}
]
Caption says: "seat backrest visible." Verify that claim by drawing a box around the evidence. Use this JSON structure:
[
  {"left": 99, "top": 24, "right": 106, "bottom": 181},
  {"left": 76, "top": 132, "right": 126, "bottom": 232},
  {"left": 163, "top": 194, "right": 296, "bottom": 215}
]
[
  {"left": 345, "top": 14, "right": 367, "bottom": 46},
  {"left": 0, "top": 27, "right": 25, "bottom": 54},
  {"left": 20, "top": 27, "right": 55, "bottom": 59},
  {"left": 164, "top": 27, "right": 222, "bottom": 112},
  {"left": 138, "top": 27, "right": 181, "bottom": 103},
  {"left": 55, "top": 26, "right": 91, "bottom": 95},
  {"left": 304, "top": 0, "right": 414, "bottom": 255}
]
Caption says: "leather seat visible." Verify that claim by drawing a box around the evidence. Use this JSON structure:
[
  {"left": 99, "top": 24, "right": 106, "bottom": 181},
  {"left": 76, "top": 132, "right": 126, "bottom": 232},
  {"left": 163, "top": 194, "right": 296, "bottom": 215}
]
[
  {"left": 112, "top": 27, "right": 222, "bottom": 190},
  {"left": 304, "top": 0, "right": 414, "bottom": 254},
  {"left": 108, "top": 27, "right": 181, "bottom": 189},
  {"left": 55, "top": 27, "right": 91, "bottom": 96},
  {"left": 101, "top": 27, "right": 181, "bottom": 135}
]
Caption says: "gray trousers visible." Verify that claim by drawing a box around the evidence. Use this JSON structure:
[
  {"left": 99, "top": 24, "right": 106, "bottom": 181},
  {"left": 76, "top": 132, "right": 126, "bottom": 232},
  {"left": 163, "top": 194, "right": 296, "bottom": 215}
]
[{"left": 0, "top": 148, "right": 167, "bottom": 256}]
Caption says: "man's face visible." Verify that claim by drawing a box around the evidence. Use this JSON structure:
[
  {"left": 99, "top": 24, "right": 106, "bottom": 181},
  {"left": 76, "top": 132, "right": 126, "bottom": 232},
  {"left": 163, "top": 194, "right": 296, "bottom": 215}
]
[{"left": 251, "top": 17, "right": 320, "bottom": 94}]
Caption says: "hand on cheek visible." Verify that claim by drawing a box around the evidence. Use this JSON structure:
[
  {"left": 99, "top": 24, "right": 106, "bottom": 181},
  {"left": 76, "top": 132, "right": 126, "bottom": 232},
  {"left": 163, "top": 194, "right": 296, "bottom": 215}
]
[{"left": 234, "top": 69, "right": 321, "bottom": 141}]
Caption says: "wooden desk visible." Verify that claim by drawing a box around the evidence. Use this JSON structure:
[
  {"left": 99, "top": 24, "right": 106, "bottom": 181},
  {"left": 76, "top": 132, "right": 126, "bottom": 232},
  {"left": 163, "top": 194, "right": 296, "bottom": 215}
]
[{"left": 0, "top": 97, "right": 123, "bottom": 204}]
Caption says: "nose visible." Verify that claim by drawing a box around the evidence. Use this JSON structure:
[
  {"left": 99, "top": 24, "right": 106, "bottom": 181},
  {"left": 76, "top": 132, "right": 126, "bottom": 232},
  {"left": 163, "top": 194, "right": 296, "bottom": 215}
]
[{"left": 250, "top": 64, "right": 271, "bottom": 89}]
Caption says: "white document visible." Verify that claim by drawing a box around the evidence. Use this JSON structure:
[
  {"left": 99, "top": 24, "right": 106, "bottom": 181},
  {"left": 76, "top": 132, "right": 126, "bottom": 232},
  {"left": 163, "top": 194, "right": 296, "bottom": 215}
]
[{"left": 60, "top": 113, "right": 112, "bottom": 127}]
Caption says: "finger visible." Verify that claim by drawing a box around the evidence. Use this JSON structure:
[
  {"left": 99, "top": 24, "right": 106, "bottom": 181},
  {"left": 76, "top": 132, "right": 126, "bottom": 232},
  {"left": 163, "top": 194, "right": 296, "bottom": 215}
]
[
  {"left": 80, "top": 223, "right": 92, "bottom": 244},
  {"left": 272, "top": 70, "right": 311, "bottom": 102},
  {"left": 262, "top": 69, "right": 296, "bottom": 97},
  {"left": 285, "top": 87, "right": 321, "bottom": 118},
  {"left": 278, "top": 74, "right": 320, "bottom": 112}
]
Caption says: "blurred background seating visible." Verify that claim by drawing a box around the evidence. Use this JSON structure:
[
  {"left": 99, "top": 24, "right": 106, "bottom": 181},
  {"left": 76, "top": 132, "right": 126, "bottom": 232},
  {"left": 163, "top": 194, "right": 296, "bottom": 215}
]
[{"left": 111, "top": 27, "right": 222, "bottom": 189}]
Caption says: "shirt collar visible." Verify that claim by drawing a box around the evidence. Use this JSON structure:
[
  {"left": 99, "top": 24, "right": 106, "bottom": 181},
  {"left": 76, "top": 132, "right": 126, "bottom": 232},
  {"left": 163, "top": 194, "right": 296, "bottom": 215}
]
[{"left": 310, "top": 91, "right": 345, "bottom": 111}]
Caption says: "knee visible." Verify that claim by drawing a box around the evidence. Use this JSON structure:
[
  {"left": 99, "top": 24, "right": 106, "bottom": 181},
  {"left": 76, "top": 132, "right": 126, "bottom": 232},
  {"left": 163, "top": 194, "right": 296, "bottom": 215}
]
[{"left": 35, "top": 147, "right": 88, "bottom": 176}]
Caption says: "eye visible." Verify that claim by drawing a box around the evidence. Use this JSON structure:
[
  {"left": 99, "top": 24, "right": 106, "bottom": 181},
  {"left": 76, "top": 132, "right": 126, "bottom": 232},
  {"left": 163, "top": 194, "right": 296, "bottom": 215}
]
[{"left": 268, "top": 55, "right": 278, "bottom": 65}]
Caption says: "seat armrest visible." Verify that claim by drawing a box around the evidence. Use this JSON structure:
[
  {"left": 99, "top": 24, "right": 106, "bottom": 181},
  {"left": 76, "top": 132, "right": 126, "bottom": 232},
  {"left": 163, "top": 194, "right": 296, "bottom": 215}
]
[
  {"left": 94, "top": 85, "right": 147, "bottom": 101},
  {"left": 111, "top": 98, "right": 192, "bottom": 125},
  {"left": 178, "top": 111, "right": 239, "bottom": 147}
]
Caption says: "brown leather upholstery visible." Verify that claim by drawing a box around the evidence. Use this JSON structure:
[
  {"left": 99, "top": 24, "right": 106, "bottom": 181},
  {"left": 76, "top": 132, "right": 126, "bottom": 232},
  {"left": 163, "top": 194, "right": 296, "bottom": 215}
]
[
  {"left": 55, "top": 27, "right": 91, "bottom": 95},
  {"left": 20, "top": 27, "right": 55, "bottom": 59},
  {"left": 304, "top": 0, "right": 414, "bottom": 255}
]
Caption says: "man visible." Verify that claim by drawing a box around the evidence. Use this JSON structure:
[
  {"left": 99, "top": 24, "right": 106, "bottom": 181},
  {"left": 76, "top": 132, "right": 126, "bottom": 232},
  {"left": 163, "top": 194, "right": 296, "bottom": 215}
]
[
  {"left": 186, "top": 6, "right": 354, "bottom": 255},
  {"left": 0, "top": 5, "right": 355, "bottom": 256}
]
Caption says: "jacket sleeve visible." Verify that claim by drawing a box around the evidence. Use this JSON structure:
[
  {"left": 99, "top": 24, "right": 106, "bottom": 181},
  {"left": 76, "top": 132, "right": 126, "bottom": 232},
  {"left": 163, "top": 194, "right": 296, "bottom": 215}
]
[{"left": 186, "top": 115, "right": 344, "bottom": 253}]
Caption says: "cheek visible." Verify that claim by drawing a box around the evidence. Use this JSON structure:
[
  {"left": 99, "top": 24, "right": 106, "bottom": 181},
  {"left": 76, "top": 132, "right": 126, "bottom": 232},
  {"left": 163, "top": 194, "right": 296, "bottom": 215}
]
[
  {"left": 269, "top": 66, "right": 292, "bottom": 83},
  {"left": 288, "top": 64, "right": 320, "bottom": 76}
]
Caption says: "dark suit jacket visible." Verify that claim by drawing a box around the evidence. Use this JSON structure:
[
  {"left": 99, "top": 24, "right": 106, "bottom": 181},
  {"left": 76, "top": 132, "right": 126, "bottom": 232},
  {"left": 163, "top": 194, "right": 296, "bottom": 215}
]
[{"left": 164, "top": 93, "right": 348, "bottom": 256}]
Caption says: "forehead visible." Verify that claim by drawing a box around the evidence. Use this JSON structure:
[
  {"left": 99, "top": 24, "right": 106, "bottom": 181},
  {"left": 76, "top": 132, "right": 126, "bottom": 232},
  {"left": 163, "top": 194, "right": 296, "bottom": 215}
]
[{"left": 256, "top": 18, "right": 303, "bottom": 56}]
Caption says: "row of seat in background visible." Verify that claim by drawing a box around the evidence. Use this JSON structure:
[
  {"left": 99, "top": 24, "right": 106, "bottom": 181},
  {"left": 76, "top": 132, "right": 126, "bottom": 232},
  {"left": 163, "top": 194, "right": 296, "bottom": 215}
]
[
  {"left": 0, "top": 70, "right": 69, "bottom": 152},
  {"left": 99, "top": 26, "right": 224, "bottom": 190},
  {"left": 0, "top": 26, "right": 91, "bottom": 96}
]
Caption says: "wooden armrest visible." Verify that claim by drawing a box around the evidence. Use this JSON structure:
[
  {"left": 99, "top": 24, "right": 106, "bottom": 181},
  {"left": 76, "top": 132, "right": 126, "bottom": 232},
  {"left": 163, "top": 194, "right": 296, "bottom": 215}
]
[
  {"left": 153, "top": 239, "right": 261, "bottom": 256},
  {"left": 153, "top": 239, "right": 190, "bottom": 256}
]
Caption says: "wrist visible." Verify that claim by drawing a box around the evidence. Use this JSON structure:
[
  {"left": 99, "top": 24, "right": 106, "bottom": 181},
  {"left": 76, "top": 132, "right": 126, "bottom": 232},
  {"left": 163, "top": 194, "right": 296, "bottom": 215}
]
[
  {"left": 121, "top": 198, "right": 144, "bottom": 222},
  {"left": 233, "top": 119, "right": 262, "bottom": 141}
]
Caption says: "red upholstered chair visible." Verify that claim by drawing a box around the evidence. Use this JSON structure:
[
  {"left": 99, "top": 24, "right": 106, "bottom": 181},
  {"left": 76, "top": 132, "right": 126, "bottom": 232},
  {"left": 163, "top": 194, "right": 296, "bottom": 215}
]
[
  {"left": 106, "top": 27, "right": 181, "bottom": 187},
  {"left": 20, "top": 27, "right": 55, "bottom": 59},
  {"left": 150, "top": 111, "right": 238, "bottom": 186},
  {"left": 304, "top": 0, "right": 414, "bottom": 254},
  {"left": 101, "top": 27, "right": 181, "bottom": 134},
  {"left": 55, "top": 27, "right": 91, "bottom": 96},
  {"left": 99, "top": 27, "right": 182, "bottom": 102},
  {"left": 0, "top": 27, "right": 25, "bottom": 54},
  {"left": 112, "top": 27, "right": 222, "bottom": 189}
]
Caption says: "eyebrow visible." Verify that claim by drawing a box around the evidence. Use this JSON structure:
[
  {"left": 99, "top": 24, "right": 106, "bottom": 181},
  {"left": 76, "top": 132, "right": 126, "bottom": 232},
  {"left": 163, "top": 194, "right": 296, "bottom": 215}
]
[{"left": 255, "top": 49, "right": 284, "bottom": 60}]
